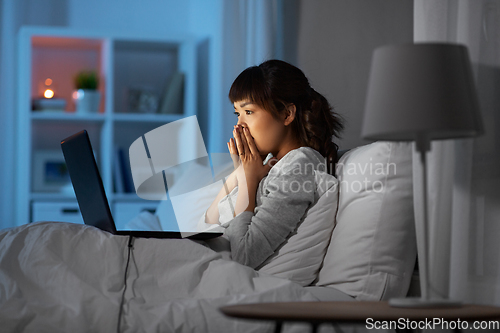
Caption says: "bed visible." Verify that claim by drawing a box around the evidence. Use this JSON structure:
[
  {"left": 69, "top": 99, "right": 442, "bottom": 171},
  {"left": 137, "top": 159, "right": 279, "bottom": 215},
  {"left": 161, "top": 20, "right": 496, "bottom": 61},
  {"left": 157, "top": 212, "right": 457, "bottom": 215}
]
[{"left": 0, "top": 141, "right": 417, "bottom": 332}]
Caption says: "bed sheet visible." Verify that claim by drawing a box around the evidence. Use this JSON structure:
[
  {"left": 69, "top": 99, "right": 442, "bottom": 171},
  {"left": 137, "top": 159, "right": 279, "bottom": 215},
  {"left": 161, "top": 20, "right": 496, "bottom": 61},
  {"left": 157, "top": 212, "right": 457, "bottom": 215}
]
[{"left": 0, "top": 222, "right": 391, "bottom": 333}]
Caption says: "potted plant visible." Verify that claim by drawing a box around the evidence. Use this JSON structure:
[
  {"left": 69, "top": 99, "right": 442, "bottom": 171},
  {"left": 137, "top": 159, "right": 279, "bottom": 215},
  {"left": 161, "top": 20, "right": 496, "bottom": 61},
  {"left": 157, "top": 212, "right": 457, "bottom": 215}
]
[{"left": 73, "top": 70, "right": 101, "bottom": 113}]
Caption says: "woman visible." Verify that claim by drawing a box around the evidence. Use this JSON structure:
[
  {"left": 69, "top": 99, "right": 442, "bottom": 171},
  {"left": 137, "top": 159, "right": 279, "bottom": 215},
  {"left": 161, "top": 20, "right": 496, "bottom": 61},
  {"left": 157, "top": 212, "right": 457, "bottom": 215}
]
[{"left": 203, "top": 59, "right": 343, "bottom": 269}]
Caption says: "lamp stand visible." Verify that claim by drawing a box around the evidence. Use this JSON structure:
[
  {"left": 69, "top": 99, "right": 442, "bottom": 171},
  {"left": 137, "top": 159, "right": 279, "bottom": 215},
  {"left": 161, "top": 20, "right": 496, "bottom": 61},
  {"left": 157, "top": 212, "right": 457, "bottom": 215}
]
[{"left": 389, "top": 135, "right": 461, "bottom": 308}]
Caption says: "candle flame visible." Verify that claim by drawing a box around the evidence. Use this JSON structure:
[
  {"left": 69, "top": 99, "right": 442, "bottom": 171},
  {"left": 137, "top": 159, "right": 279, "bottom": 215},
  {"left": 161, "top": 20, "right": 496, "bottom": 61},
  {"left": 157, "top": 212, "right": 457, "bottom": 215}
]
[{"left": 44, "top": 89, "right": 54, "bottom": 99}]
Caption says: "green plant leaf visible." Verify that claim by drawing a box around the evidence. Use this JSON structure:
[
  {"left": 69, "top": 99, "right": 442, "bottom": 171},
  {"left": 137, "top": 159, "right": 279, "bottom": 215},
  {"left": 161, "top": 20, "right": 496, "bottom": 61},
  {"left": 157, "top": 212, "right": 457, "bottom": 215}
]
[{"left": 74, "top": 70, "right": 99, "bottom": 90}]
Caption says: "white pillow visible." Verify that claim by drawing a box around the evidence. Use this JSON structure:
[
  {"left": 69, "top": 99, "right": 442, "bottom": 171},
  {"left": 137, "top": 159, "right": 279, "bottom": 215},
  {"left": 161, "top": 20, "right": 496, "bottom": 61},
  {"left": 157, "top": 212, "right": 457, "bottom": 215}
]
[
  {"left": 316, "top": 142, "right": 417, "bottom": 300},
  {"left": 257, "top": 170, "right": 339, "bottom": 286}
]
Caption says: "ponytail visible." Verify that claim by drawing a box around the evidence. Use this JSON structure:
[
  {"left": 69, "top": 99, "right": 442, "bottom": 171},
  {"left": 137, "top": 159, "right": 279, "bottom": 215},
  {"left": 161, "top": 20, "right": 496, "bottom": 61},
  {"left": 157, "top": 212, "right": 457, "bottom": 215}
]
[{"left": 293, "top": 88, "right": 344, "bottom": 175}]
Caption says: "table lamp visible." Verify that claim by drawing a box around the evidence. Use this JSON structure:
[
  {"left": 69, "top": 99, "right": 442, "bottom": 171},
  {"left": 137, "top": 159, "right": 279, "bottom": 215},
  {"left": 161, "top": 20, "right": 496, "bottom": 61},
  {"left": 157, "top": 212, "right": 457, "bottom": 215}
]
[{"left": 361, "top": 43, "right": 483, "bottom": 308}]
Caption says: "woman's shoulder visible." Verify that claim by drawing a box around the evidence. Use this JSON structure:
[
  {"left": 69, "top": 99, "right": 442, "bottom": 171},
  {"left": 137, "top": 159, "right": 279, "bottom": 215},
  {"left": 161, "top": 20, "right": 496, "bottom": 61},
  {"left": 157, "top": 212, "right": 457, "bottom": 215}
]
[
  {"left": 272, "top": 147, "right": 327, "bottom": 175},
  {"left": 259, "top": 146, "right": 337, "bottom": 201}
]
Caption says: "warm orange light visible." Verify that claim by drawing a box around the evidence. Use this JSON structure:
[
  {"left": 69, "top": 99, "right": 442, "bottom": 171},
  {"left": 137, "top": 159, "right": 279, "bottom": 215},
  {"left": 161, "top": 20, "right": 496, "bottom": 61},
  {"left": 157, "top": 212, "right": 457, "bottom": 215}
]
[
  {"left": 44, "top": 78, "right": 53, "bottom": 86},
  {"left": 44, "top": 89, "right": 54, "bottom": 99}
]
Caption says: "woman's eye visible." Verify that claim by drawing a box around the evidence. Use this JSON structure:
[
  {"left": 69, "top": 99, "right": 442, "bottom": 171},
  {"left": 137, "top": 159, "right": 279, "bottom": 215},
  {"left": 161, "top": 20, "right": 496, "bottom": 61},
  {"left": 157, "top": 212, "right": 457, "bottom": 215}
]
[
  {"left": 234, "top": 112, "right": 239, "bottom": 117},
  {"left": 245, "top": 110, "right": 252, "bottom": 115}
]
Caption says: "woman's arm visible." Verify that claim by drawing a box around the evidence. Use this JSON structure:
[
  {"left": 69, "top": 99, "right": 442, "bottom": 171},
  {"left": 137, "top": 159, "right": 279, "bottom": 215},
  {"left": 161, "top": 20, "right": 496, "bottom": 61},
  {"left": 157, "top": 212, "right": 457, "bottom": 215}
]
[
  {"left": 205, "top": 133, "right": 245, "bottom": 225},
  {"left": 225, "top": 166, "right": 316, "bottom": 269},
  {"left": 204, "top": 168, "right": 238, "bottom": 224},
  {"left": 231, "top": 164, "right": 258, "bottom": 217}
]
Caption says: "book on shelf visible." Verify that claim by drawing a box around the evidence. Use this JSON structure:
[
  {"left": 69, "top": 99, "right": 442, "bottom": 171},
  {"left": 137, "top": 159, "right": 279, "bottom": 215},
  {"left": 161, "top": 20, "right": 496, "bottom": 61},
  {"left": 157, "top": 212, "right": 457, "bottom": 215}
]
[
  {"left": 114, "top": 147, "right": 135, "bottom": 194},
  {"left": 158, "top": 72, "right": 184, "bottom": 114},
  {"left": 113, "top": 148, "right": 124, "bottom": 194}
]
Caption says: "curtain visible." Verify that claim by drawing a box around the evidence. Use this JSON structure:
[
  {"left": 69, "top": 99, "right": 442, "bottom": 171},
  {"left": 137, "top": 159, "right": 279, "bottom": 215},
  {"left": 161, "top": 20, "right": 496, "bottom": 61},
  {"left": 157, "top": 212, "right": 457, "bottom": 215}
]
[
  {"left": 209, "top": 0, "right": 280, "bottom": 154},
  {"left": 414, "top": 0, "right": 500, "bottom": 306}
]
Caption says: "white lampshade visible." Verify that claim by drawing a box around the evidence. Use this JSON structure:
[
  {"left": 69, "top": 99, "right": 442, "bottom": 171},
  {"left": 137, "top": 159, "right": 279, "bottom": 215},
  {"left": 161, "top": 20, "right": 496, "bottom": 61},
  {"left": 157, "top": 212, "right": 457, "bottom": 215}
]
[{"left": 362, "top": 43, "right": 483, "bottom": 141}]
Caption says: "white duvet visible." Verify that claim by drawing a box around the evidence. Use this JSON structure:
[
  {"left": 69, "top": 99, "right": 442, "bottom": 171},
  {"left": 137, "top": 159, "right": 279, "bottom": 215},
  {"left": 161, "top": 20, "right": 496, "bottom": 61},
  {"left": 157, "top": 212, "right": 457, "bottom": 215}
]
[{"left": 0, "top": 221, "right": 323, "bottom": 333}]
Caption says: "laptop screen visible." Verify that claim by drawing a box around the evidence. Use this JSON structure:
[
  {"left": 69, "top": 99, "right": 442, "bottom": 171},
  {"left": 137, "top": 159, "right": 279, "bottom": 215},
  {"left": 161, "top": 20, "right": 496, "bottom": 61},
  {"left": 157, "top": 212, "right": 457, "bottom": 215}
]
[{"left": 61, "top": 130, "right": 117, "bottom": 234}]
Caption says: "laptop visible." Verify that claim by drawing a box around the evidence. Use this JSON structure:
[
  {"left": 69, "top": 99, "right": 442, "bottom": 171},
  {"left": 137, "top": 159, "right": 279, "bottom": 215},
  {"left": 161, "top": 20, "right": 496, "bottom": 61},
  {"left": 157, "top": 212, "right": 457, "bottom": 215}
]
[{"left": 61, "top": 130, "right": 222, "bottom": 240}]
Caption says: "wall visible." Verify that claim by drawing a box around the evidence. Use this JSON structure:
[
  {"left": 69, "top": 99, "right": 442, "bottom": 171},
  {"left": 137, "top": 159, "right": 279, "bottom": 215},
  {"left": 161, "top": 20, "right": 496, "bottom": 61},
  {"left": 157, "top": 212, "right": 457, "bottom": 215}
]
[
  {"left": 0, "top": 0, "right": 14, "bottom": 230},
  {"left": 294, "top": 0, "right": 414, "bottom": 150},
  {"left": 68, "top": 0, "right": 188, "bottom": 34},
  {"left": 0, "top": 0, "right": 70, "bottom": 229},
  {"left": 188, "top": 0, "right": 224, "bottom": 155}
]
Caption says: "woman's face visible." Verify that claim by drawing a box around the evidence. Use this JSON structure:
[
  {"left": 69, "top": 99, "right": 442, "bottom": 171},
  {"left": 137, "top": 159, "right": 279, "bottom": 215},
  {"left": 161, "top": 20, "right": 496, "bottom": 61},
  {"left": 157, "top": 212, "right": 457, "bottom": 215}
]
[{"left": 233, "top": 100, "right": 286, "bottom": 156}]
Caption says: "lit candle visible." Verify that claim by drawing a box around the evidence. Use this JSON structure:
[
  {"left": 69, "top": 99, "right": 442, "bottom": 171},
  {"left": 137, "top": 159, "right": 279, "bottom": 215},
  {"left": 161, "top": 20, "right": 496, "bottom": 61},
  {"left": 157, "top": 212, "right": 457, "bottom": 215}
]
[{"left": 43, "top": 78, "right": 54, "bottom": 99}]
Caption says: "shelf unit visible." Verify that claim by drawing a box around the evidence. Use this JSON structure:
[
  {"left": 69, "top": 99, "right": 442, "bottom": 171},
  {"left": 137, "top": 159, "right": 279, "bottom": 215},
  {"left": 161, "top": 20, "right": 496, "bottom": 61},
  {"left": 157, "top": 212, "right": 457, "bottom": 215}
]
[{"left": 15, "top": 26, "right": 198, "bottom": 228}]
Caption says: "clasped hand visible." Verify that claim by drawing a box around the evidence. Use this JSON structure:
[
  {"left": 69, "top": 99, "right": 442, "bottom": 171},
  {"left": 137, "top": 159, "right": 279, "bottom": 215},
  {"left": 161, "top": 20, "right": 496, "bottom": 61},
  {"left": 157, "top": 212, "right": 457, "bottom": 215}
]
[{"left": 227, "top": 125, "right": 277, "bottom": 187}]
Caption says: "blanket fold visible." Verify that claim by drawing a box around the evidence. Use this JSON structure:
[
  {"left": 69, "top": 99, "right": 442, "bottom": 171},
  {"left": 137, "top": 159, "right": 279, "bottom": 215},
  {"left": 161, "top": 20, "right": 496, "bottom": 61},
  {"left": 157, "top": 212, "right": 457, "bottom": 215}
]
[{"left": 0, "top": 222, "right": 318, "bottom": 333}]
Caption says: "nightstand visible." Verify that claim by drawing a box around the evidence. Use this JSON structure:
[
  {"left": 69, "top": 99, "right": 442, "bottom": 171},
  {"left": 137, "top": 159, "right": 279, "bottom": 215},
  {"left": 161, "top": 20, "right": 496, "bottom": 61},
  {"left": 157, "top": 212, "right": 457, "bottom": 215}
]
[{"left": 220, "top": 301, "right": 500, "bottom": 333}]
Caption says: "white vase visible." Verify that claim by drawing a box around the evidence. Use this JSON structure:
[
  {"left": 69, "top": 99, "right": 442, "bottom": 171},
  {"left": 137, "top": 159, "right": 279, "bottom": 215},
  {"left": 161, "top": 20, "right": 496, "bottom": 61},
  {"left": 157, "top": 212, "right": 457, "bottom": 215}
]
[{"left": 74, "top": 89, "right": 101, "bottom": 114}]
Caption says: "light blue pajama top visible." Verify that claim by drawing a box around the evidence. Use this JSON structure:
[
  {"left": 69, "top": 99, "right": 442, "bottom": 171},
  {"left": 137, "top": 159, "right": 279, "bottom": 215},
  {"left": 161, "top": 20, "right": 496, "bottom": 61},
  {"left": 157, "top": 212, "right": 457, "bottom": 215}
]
[{"left": 215, "top": 147, "right": 328, "bottom": 269}]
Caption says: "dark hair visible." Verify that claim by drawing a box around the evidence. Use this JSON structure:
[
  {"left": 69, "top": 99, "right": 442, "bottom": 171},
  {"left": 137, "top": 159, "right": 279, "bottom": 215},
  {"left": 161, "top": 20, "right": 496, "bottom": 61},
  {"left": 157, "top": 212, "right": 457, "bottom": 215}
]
[{"left": 229, "top": 59, "right": 344, "bottom": 175}]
